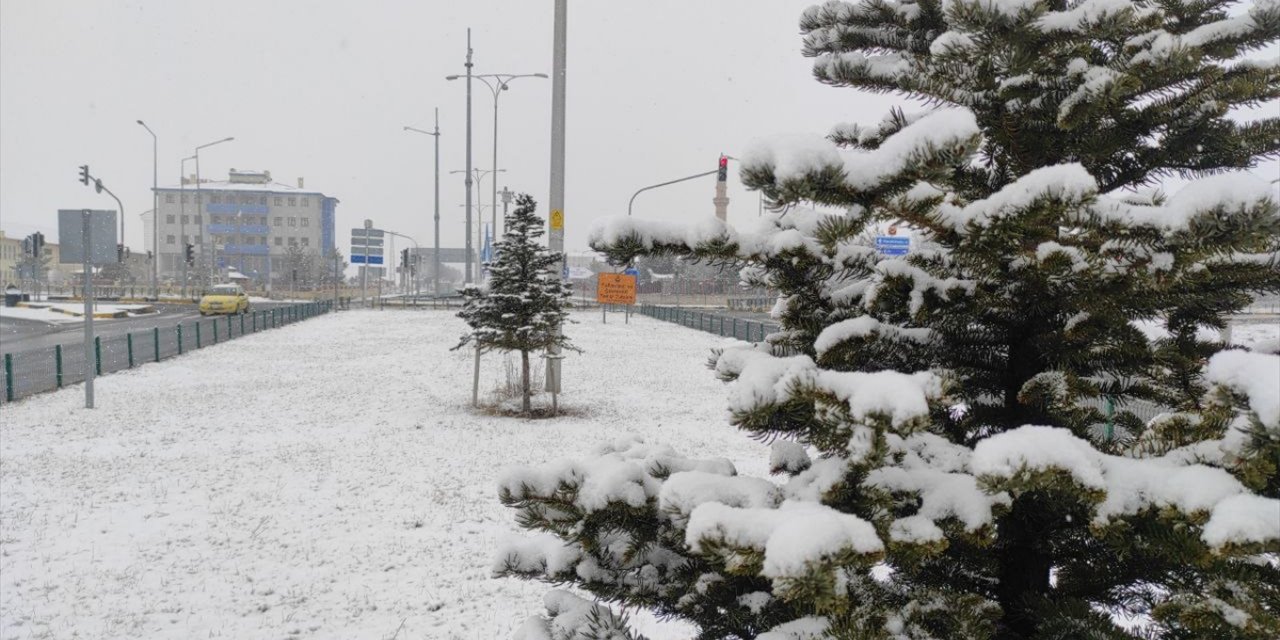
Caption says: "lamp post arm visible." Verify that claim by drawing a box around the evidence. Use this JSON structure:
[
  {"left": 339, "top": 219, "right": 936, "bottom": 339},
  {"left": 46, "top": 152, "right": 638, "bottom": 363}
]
[{"left": 627, "top": 169, "right": 720, "bottom": 216}]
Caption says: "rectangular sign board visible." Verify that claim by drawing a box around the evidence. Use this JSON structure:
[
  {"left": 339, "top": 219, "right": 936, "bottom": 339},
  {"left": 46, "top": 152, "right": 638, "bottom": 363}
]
[
  {"left": 876, "top": 236, "right": 909, "bottom": 257},
  {"left": 58, "top": 209, "right": 118, "bottom": 263},
  {"left": 597, "top": 273, "right": 637, "bottom": 305},
  {"left": 414, "top": 248, "right": 475, "bottom": 263}
]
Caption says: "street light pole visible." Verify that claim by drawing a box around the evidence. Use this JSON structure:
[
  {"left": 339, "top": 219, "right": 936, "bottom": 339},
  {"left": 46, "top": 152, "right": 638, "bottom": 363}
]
[
  {"left": 451, "top": 167, "right": 505, "bottom": 277},
  {"left": 546, "top": 0, "right": 568, "bottom": 411},
  {"left": 470, "top": 73, "right": 547, "bottom": 239},
  {"left": 136, "top": 120, "right": 158, "bottom": 298},
  {"left": 194, "top": 136, "right": 234, "bottom": 288},
  {"left": 403, "top": 110, "right": 441, "bottom": 296}
]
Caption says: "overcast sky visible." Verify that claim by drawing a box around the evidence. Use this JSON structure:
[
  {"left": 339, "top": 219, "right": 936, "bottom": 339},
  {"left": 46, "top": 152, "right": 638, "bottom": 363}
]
[
  {"left": 2, "top": 1, "right": 1273, "bottom": 257},
  {"left": 1, "top": 0, "right": 902, "bottom": 255}
]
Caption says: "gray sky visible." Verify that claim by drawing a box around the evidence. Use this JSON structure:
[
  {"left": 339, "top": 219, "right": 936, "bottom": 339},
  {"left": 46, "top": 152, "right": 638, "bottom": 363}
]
[
  {"left": 0, "top": 0, "right": 899, "bottom": 254},
  {"left": 2, "top": 1, "right": 1272, "bottom": 256}
]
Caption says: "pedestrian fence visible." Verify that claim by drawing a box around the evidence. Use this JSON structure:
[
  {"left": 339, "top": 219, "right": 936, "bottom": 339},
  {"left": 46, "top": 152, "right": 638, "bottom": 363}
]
[
  {"left": 1, "top": 301, "right": 333, "bottom": 404},
  {"left": 636, "top": 304, "right": 782, "bottom": 343}
]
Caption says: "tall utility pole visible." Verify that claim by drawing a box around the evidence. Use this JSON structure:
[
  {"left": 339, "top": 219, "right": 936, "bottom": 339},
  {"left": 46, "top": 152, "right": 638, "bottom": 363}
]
[
  {"left": 546, "top": 0, "right": 568, "bottom": 408},
  {"left": 137, "top": 120, "right": 158, "bottom": 298},
  {"left": 464, "top": 29, "right": 475, "bottom": 283},
  {"left": 403, "top": 109, "right": 441, "bottom": 296}
]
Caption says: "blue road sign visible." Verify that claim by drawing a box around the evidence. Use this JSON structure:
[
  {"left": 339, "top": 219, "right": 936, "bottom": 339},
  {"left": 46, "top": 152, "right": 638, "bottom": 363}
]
[
  {"left": 623, "top": 267, "right": 640, "bottom": 277},
  {"left": 351, "top": 255, "right": 367, "bottom": 264},
  {"left": 367, "top": 256, "right": 384, "bottom": 265},
  {"left": 876, "top": 236, "right": 909, "bottom": 257}
]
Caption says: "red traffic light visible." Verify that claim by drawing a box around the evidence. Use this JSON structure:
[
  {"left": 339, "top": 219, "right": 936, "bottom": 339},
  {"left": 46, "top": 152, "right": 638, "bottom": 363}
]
[{"left": 718, "top": 155, "right": 728, "bottom": 168}]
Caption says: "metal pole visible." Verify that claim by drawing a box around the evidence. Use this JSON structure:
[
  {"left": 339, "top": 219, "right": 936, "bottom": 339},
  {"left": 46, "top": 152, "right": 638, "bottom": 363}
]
[
  {"left": 546, "top": 0, "right": 567, "bottom": 402},
  {"left": 464, "top": 28, "right": 475, "bottom": 284},
  {"left": 492, "top": 87, "right": 499, "bottom": 243},
  {"left": 82, "top": 210, "right": 95, "bottom": 409},
  {"left": 138, "top": 121, "right": 158, "bottom": 298},
  {"left": 628, "top": 169, "right": 719, "bottom": 216},
  {"left": 434, "top": 108, "right": 441, "bottom": 296}
]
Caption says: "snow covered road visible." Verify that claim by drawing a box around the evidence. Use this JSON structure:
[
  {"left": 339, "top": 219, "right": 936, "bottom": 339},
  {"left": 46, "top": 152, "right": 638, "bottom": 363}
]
[{"left": 0, "top": 310, "right": 761, "bottom": 639}]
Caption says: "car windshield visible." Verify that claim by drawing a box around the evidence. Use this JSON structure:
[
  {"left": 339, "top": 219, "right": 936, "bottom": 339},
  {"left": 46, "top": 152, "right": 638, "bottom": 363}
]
[{"left": 207, "top": 287, "right": 239, "bottom": 296}]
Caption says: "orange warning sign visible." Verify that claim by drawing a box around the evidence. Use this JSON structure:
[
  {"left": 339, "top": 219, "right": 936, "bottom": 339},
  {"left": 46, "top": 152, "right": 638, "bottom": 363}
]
[{"left": 597, "top": 273, "right": 637, "bottom": 305}]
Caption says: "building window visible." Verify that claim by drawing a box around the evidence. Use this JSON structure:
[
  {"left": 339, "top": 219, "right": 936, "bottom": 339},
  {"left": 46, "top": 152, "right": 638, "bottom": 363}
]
[
  {"left": 274, "top": 237, "right": 283, "bottom": 246},
  {"left": 289, "top": 237, "right": 297, "bottom": 246},
  {"left": 274, "top": 197, "right": 282, "bottom": 206},
  {"left": 182, "top": 194, "right": 189, "bottom": 203},
  {"left": 259, "top": 196, "right": 267, "bottom": 205},
  {"left": 241, "top": 195, "right": 253, "bottom": 205},
  {"left": 166, "top": 214, "right": 175, "bottom": 224},
  {"left": 181, "top": 215, "right": 189, "bottom": 224},
  {"left": 211, "top": 215, "right": 222, "bottom": 225},
  {"left": 288, "top": 217, "right": 297, "bottom": 227},
  {"left": 167, "top": 235, "right": 176, "bottom": 245},
  {"left": 301, "top": 217, "right": 309, "bottom": 227},
  {"left": 301, "top": 197, "right": 310, "bottom": 207},
  {"left": 194, "top": 215, "right": 202, "bottom": 224},
  {"left": 211, "top": 194, "right": 221, "bottom": 204},
  {"left": 301, "top": 237, "right": 310, "bottom": 247},
  {"left": 195, "top": 235, "right": 202, "bottom": 245},
  {"left": 165, "top": 194, "right": 175, "bottom": 203},
  {"left": 274, "top": 217, "right": 282, "bottom": 226},
  {"left": 287, "top": 197, "right": 297, "bottom": 207}
]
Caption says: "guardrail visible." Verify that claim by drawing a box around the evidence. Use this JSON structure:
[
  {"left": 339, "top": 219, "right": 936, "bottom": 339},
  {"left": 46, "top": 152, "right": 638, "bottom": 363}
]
[{"left": 1, "top": 301, "right": 333, "bottom": 404}]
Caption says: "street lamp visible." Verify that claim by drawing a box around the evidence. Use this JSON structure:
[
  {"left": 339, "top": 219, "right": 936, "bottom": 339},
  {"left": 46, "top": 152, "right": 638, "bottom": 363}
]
[
  {"left": 404, "top": 110, "right": 441, "bottom": 296},
  {"left": 449, "top": 72, "right": 547, "bottom": 240},
  {"left": 136, "top": 120, "right": 158, "bottom": 298},
  {"left": 180, "top": 155, "right": 196, "bottom": 297},
  {"left": 194, "top": 136, "right": 234, "bottom": 286},
  {"left": 451, "top": 168, "right": 505, "bottom": 278}
]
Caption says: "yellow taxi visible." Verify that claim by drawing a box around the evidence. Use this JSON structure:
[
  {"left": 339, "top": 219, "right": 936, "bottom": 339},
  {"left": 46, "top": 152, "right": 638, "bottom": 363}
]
[{"left": 199, "top": 284, "right": 250, "bottom": 316}]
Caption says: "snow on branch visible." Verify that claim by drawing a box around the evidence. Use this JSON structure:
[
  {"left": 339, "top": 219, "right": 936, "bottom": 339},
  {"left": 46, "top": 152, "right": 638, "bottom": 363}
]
[
  {"left": 970, "top": 426, "right": 1280, "bottom": 548},
  {"left": 1206, "top": 350, "right": 1280, "bottom": 431},
  {"left": 742, "top": 108, "right": 980, "bottom": 193},
  {"left": 685, "top": 500, "right": 884, "bottom": 579}
]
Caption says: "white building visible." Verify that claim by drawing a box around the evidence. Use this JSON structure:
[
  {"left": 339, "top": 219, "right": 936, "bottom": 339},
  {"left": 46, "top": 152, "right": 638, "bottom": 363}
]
[{"left": 153, "top": 169, "right": 338, "bottom": 286}]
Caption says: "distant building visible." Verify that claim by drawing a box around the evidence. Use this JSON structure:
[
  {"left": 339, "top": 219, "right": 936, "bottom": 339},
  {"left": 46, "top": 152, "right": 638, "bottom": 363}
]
[
  {"left": 153, "top": 169, "right": 337, "bottom": 285},
  {"left": 0, "top": 230, "right": 21, "bottom": 287}
]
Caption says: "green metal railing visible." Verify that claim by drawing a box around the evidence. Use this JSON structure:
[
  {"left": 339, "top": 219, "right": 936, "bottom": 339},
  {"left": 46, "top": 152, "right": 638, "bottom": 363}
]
[
  {"left": 635, "top": 304, "right": 781, "bottom": 343},
  {"left": 1, "top": 301, "right": 334, "bottom": 403}
]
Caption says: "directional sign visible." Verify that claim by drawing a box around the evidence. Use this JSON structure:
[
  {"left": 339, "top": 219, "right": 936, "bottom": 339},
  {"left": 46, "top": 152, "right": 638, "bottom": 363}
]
[
  {"left": 623, "top": 267, "right": 640, "bottom": 277},
  {"left": 876, "top": 236, "right": 910, "bottom": 257}
]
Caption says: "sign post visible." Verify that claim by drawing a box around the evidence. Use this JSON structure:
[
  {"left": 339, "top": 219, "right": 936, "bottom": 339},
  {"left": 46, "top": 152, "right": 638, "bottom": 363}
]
[
  {"left": 58, "top": 209, "right": 118, "bottom": 409},
  {"left": 597, "top": 273, "right": 637, "bottom": 324}
]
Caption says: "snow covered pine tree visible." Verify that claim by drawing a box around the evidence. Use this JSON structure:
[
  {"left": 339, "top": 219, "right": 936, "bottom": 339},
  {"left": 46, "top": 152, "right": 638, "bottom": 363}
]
[
  {"left": 455, "top": 193, "right": 576, "bottom": 414},
  {"left": 493, "top": 1, "right": 1279, "bottom": 638}
]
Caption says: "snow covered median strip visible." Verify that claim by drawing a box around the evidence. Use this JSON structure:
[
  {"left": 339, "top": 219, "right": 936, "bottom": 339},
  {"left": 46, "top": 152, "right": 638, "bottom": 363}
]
[{"left": 0, "top": 310, "right": 758, "bottom": 639}]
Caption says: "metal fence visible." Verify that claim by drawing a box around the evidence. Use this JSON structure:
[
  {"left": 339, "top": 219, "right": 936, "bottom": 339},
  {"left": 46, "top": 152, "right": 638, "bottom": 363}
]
[
  {"left": 637, "top": 304, "right": 781, "bottom": 342},
  {"left": 2, "top": 301, "right": 333, "bottom": 404}
]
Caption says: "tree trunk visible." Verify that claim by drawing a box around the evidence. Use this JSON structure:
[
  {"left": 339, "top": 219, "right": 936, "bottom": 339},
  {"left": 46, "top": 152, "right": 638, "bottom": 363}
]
[
  {"left": 994, "top": 496, "right": 1054, "bottom": 640},
  {"left": 521, "top": 349, "right": 531, "bottom": 414}
]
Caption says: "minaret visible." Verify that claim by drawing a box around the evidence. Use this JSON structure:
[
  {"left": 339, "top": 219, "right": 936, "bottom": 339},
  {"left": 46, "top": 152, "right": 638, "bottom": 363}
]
[{"left": 713, "top": 154, "right": 729, "bottom": 222}]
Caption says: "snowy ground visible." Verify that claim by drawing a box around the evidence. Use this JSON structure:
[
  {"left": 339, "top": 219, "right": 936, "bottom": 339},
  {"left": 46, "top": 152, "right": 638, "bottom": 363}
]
[
  {"left": 0, "top": 310, "right": 760, "bottom": 639},
  {"left": 0, "top": 306, "right": 83, "bottom": 325}
]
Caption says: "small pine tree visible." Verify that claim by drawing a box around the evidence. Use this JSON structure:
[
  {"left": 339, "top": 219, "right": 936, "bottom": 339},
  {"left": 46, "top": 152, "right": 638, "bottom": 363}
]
[
  {"left": 494, "top": 1, "right": 1280, "bottom": 638},
  {"left": 455, "top": 193, "right": 576, "bottom": 414}
]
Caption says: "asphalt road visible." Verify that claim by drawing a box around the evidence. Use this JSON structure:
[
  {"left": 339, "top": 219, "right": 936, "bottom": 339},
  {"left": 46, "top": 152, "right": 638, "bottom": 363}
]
[{"left": 1, "top": 301, "right": 298, "bottom": 401}]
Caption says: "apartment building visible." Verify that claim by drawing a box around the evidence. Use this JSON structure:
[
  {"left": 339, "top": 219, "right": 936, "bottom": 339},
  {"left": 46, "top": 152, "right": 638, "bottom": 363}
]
[{"left": 153, "top": 169, "right": 337, "bottom": 285}]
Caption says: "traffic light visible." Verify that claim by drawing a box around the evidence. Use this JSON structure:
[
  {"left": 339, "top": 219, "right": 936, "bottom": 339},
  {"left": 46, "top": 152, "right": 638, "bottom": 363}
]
[
  {"left": 32, "top": 232, "right": 44, "bottom": 258},
  {"left": 117, "top": 244, "right": 124, "bottom": 262},
  {"left": 717, "top": 154, "right": 728, "bottom": 181},
  {"left": 78, "top": 165, "right": 90, "bottom": 185},
  {"left": 146, "top": 250, "right": 153, "bottom": 261},
  {"left": 401, "top": 248, "right": 409, "bottom": 269},
  {"left": 185, "top": 243, "right": 195, "bottom": 265},
  {"left": 94, "top": 178, "right": 104, "bottom": 194}
]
